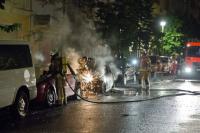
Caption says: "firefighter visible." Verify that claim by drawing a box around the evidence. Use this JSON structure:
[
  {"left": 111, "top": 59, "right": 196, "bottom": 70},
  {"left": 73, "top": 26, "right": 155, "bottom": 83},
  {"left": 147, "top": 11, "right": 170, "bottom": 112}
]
[
  {"left": 171, "top": 55, "right": 178, "bottom": 75},
  {"left": 49, "top": 52, "right": 65, "bottom": 105},
  {"left": 138, "top": 51, "right": 151, "bottom": 92}
]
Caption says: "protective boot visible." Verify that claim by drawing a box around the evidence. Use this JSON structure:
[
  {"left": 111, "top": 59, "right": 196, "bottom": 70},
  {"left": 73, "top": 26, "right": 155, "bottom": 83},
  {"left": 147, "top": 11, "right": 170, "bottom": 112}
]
[
  {"left": 145, "top": 79, "right": 150, "bottom": 90},
  {"left": 137, "top": 79, "right": 142, "bottom": 95}
]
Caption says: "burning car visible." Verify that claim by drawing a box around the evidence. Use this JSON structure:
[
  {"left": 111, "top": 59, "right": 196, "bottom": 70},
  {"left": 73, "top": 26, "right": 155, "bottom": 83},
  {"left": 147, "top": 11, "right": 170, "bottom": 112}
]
[
  {"left": 36, "top": 55, "right": 115, "bottom": 104},
  {"left": 76, "top": 57, "right": 114, "bottom": 98}
]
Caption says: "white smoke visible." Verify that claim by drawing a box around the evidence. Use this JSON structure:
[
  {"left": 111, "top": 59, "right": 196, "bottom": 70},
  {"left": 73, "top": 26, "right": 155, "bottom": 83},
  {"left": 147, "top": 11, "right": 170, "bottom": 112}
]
[
  {"left": 33, "top": 1, "right": 120, "bottom": 81},
  {"left": 34, "top": 51, "right": 45, "bottom": 62}
]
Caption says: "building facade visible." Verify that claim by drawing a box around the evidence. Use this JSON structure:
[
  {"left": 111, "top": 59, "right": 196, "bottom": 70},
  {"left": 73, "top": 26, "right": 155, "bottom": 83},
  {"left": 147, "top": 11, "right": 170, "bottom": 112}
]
[
  {"left": 154, "top": 0, "right": 200, "bottom": 25},
  {"left": 0, "top": 0, "right": 32, "bottom": 40}
]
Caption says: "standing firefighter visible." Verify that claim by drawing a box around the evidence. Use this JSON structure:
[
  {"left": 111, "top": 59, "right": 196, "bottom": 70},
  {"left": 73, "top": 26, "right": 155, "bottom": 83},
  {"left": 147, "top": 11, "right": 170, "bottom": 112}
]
[
  {"left": 49, "top": 52, "right": 65, "bottom": 105},
  {"left": 138, "top": 51, "right": 151, "bottom": 92}
]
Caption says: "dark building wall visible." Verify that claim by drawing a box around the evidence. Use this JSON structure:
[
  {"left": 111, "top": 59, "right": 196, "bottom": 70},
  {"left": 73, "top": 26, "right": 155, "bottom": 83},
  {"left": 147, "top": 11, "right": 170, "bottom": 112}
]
[
  {"left": 154, "top": 0, "right": 200, "bottom": 38},
  {"left": 157, "top": 0, "right": 200, "bottom": 24},
  {"left": 188, "top": 0, "right": 200, "bottom": 24}
]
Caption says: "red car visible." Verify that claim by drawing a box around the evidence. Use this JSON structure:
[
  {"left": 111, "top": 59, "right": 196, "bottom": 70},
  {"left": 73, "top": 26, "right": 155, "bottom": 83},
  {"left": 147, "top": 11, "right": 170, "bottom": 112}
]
[
  {"left": 36, "top": 72, "right": 56, "bottom": 107},
  {"left": 36, "top": 64, "right": 78, "bottom": 107}
]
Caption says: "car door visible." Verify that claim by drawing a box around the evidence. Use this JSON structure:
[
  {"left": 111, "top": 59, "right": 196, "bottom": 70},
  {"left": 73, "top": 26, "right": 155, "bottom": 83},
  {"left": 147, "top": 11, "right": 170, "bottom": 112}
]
[{"left": 64, "top": 64, "right": 76, "bottom": 97}]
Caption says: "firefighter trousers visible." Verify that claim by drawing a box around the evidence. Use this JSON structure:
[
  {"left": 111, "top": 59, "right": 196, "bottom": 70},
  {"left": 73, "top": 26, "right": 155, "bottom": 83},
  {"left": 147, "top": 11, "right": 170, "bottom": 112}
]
[
  {"left": 55, "top": 74, "right": 65, "bottom": 105},
  {"left": 138, "top": 70, "right": 150, "bottom": 88}
]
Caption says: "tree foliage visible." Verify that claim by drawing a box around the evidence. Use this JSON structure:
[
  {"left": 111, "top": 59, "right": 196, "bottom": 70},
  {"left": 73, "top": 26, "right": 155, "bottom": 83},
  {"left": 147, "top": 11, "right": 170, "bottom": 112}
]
[
  {"left": 0, "top": 23, "right": 21, "bottom": 32},
  {"left": 133, "top": 0, "right": 153, "bottom": 51},
  {"left": 92, "top": 0, "right": 153, "bottom": 55},
  {"left": 0, "top": 0, "right": 21, "bottom": 32},
  {"left": 0, "top": 0, "right": 5, "bottom": 9},
  {"left": 37, "top": 0, "right": 154, "bottom": 55},
  {"left": 162, "top": 16, "right": 183, "bottom": 54}
]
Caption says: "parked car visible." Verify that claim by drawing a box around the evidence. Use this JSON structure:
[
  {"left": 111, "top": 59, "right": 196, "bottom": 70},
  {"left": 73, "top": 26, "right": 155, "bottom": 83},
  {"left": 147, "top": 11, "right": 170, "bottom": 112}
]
[
  {"left": 64, "top": 64, "right": 78, "bottom": 100},
  {"left": 0, "top": 40, "right": 37, "bottom": 118},
  {"left": 149, "top": 55, "right": 171, "bottom": 74},
  {"left": 149, "top": 55, "right": 159, "bottom": 74},
  {"left": 123, "top": 65, "right": 136, "bottom": 85},
  {"left": 102, "top": 64, "right": 115, "bottom": 93},
  {"left": 36, "top": 72, "right": 56, "bottom": 107},
  {"left": 36, "top": 64, "right": 78, "bottom": 107},
  {"left": 159, "top": 56, "right": 171, "bottom": 73}
]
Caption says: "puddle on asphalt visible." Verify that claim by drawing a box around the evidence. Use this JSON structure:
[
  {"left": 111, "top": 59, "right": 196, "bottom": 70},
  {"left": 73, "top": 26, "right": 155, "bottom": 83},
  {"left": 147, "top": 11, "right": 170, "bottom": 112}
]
[{"left": 123, "top": 90, "right": 136, "bottom": 95}]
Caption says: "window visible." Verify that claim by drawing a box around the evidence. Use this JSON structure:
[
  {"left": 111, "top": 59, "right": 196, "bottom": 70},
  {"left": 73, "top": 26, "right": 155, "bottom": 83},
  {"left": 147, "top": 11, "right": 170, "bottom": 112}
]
[
  {"left": 186, "top": 46, "right": 200, "bottom": 57},
  {"left": 12, "top": 0, "right": 31, "bottom": 10},
  {"left": 34, "top": 15, "right": 50, "bottom": 25},
  {"left": 0, "top": 45, "right": 32, "bottom": 70}
]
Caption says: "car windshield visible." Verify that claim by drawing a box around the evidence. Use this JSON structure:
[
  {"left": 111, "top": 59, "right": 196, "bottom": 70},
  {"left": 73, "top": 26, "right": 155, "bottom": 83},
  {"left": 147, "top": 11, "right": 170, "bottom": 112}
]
[
  {"left": 149, "top": 56, "right": 157, "bottom": 64},
  {"left": 160, "top": 57, "right": 168, "bottom": 63}
]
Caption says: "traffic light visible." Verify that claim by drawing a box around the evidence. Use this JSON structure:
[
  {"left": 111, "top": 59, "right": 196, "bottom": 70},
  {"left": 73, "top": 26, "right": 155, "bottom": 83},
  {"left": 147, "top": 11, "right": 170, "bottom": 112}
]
[{"left": 0, "top": 0, "right": 5, "bottom": 9}]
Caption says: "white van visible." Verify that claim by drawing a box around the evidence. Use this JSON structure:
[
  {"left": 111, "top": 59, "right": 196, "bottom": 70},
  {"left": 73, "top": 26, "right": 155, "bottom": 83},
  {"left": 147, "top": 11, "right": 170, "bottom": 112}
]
[{"left": 0, "top": 40, "right": 37, "bottom": 118}]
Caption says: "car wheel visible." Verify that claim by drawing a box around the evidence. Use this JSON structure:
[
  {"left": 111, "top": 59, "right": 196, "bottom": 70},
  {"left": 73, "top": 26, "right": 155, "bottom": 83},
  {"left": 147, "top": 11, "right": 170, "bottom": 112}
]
[
  {"left": 46, "top": 88, "right": 56, "bottom": 107},
  {"left": 13, "top": 91, "right": 29, "bottom": 119}
]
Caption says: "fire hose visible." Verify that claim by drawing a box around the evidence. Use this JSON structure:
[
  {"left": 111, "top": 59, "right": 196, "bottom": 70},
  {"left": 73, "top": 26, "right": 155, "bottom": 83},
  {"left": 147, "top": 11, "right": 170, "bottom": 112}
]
[
  {"left": 65, "top": 63, "right": 200, "bottom": 104},
  {"left": 65, "top": 77, "right": 200, "bottom": 104}
]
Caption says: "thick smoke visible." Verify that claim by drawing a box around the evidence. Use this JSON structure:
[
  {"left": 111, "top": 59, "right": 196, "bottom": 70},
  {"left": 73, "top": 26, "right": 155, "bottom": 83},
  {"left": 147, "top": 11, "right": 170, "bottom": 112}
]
[{"left": 33, "top": 2, "right": 120, "bottom": 80}]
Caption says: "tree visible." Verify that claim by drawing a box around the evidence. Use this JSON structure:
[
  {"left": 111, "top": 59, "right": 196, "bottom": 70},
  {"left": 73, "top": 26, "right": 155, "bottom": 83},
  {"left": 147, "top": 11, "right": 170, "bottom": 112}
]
[
  {"left": 94, "top": 0, "right": 153, "bottom": 56},
  {"left": 161, "top": 16, "right": 183, "bottom": 55},
  {"left": 37, "top": 0, "right": 154, "bottom": 56},
  {"left": 134, "top": 0, "right": 153, "bottom": 51}
]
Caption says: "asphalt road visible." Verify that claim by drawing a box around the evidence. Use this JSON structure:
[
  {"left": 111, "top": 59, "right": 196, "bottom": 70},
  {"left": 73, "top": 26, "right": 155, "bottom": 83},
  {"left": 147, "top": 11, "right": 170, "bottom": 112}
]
[{"left": 1, "top": 76, "right": 200, "bottom": 133}]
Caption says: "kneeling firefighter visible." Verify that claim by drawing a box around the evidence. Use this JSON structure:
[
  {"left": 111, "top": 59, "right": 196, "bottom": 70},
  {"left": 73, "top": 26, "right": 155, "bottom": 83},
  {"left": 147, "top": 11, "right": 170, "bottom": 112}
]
[
  {"left": 138, "top": 51, "right": 151, "bottom": 91},
  {"left": 49, "top": 52, "right": 65, "bottom": 105}
]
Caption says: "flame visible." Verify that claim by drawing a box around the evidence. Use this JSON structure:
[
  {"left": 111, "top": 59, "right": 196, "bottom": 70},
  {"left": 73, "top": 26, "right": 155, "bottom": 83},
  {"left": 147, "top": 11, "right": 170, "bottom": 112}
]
[
  {"left": 77, "top": 60, "right": 103, "bottom": 97},
  {"left": 82, "top": 73, "right": 93, "bottom": 83}
]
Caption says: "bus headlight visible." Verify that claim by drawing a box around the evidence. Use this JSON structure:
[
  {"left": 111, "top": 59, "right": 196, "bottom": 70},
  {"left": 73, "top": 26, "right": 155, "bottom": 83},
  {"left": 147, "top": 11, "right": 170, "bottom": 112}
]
[{"left": 184, "top": 66, "right": 192, "bottom": 73}]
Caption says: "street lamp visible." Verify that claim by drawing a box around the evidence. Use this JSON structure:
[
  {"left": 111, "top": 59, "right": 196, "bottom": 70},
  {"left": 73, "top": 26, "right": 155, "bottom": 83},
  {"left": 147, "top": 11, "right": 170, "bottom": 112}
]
[{"left": 160, "top": 20, "right": 166, "bottom": 33}]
